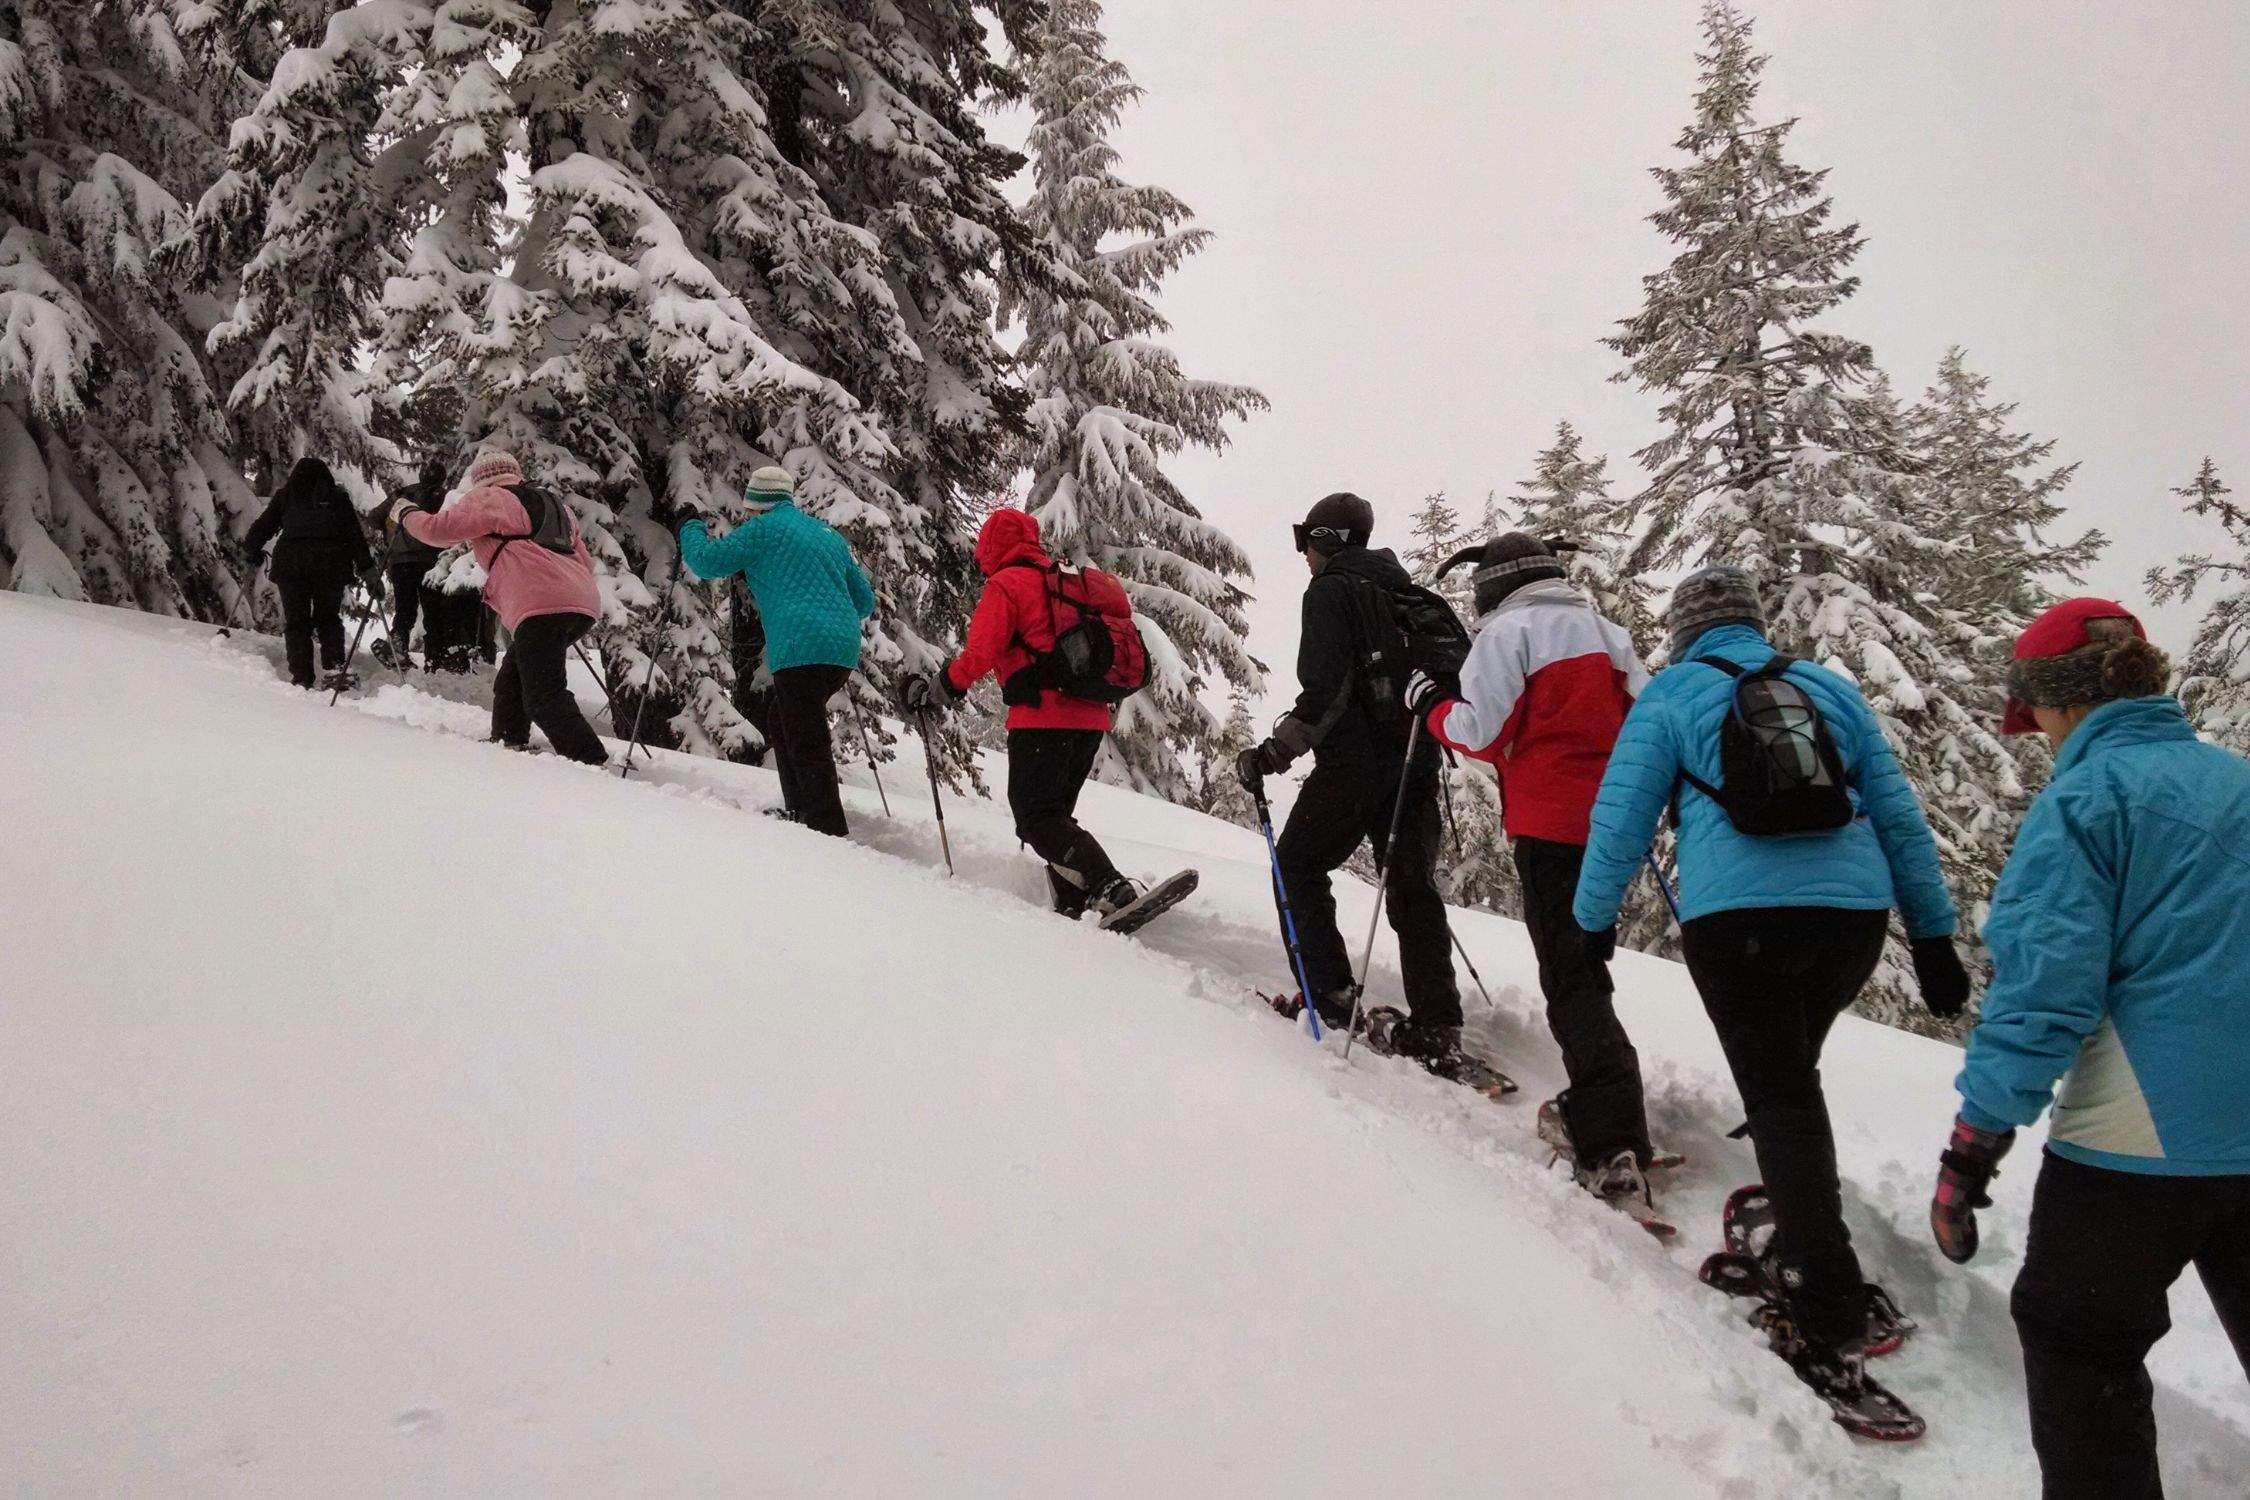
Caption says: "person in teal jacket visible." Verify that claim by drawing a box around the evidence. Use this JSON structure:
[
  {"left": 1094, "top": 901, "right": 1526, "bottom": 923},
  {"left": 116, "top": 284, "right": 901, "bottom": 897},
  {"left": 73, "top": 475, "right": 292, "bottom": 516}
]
[
  {"left": 1930, "top": 598, "right": 2250, "bottom": 1500},
  {"left": 1575, "top": 566, "right": 1968, "bottom": 1422},
  {"left": 678, "top": 466, "right": 874, "bottom": 836}
]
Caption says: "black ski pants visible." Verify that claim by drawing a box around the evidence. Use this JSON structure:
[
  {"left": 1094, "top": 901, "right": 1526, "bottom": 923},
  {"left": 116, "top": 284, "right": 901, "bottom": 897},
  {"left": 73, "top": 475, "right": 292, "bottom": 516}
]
[
  {"left": 422, "top": 590, "right": 482, "bottom": 672},
  {"left": 275, "top": 574, "right": 348, "bottom": 687},
  {"left": 2012, "top": 1151, "right": 2250, "bottom": 1500},
  {"left": 1679, "top": 904, "right": 1888, "bottom": 1350},
  {"left": 768, "top": 664, "right": 850, "bottom": 837},
  {"left": 1275, "top": 751, "right": 1458, "bottom": 1028},
  {"left": 1007, "top": 729, "right": 1122, "bottom": 914},
  {"left": 1514, "top": 835, "right": 1650, "bottom": 1168},
  {"left": 386, "top": 562, "right": 440, "bottom": 655},
  {"left": 491, "top": 612, "right": 607, "bottom": 765}
]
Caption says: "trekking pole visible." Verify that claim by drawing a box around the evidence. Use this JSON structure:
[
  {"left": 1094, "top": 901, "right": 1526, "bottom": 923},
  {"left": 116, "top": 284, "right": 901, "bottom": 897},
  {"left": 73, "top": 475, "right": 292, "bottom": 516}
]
[
  {"left": 572, "top": 641, "right": 621, "bottom": 723},
  {"left": 1343, "top": 716, "right": 1425, "bottom": 1061},
  {"left": 1253, "top": 784, "right": 1322, "bottom": 1043},
  {"left": 619, "top": 592, "right": 676, "bottom": 778},
  {"left": 1644, "top": 851, "right": 1683, "bottom": 928},
  {"left": 913, "top": 708, "right": 954, "bottom": 876},
  {"left": 1450, "top": 929, "right": 1497, "bottom": 1012},
  {"left": 851, "top": 695, "right": 892, "bottom": 818},
  {"left": 328, "top": 583, "right": 377, "bottom": 706}
]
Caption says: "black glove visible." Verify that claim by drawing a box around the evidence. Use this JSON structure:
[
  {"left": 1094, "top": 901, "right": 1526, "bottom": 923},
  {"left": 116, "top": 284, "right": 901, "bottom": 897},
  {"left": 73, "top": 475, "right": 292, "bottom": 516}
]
[
  {"left": 1930, "top": 1116, "right": 2015, "bottom": 1264},
  {"left": 1403, "top": 668, "right": 1456, "bottom": 719},
  {"left": 242, "top": 546, "right": 266, "bottom": 571},
  {"left": 1581, "top": 925, "right": 1618, "bottom": 964},
  {"left": 899, "top": 671, "right": 945, "bottom": 715},
  {"left": 1911, "top": 935, "right": 1972, "bottom": 1019},
  {"left": 1236, "top": 740, "right": 1289, "bottom": 790},
  {"left": 359, "top": 566, "right": 386, "bottom": 601}
]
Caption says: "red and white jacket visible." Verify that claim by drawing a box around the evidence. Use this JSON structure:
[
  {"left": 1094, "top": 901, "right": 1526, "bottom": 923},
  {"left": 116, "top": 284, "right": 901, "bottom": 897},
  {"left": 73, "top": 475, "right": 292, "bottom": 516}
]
[{"left": 1428, "top": 578, "right": 1648, "bottom": 846}]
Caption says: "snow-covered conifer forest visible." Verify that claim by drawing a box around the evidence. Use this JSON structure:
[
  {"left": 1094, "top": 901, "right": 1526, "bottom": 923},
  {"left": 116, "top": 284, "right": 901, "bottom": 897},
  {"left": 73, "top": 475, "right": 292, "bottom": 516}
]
[{"left": 1, "top": 0, "right": 2241, "bottom": 1044}]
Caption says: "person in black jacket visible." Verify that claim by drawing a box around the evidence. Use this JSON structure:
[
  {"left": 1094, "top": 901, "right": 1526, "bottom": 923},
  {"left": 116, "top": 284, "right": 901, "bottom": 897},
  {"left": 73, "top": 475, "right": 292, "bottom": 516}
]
[
  {"left": 243, "top": 457, "right": 378, "bottom": 688},
  {"left": 1237, "top": 492, "right": 1460, "bottom": 1056},
  {"left": 378, "top": 460, "right": 449, "bottom": 668}
]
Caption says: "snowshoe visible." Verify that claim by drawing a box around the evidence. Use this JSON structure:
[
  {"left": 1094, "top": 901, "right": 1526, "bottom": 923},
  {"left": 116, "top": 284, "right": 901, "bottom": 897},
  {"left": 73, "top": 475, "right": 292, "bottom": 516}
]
[
  {"left": 1700, "top": 1184, "right": 1915, "bottom": 1355},
  {"left": 1534, "top": 1102, "right": 1677, "bottom": 1237},
  {"left": 1092, "top": 869, "right": 1198, "bottom": 936},
  {"left": 1746, "top": 1302, "right": 1925, "bottom": 1442},
  {"left": 320, "top": 668, "right": 360, "bottom": 693},
  {"left": 1359, "top": 1005, "right": 1519, "bottom": 1099},
  {"left": 369, "top": 638, "right": 397, "bottom": 669},
  {"left": 1259, "top": 988, "right": 1354, "bottom": 1034},
  {"left": 1533, "top": 1098, "right": 1686, "bottom": 1173}
]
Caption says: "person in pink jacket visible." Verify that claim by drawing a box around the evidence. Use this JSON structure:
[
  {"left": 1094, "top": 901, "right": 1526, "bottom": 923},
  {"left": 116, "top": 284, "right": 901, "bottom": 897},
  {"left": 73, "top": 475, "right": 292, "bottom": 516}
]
[{"left": 390, "top": 449, "right": 607, "bottom": 764}]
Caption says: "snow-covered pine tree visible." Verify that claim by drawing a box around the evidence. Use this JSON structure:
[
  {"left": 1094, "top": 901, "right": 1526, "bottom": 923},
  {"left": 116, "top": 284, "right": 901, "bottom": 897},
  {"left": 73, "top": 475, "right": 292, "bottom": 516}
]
[
  {"left": 2149, "top": 459, "right": 2250, "bottom": 750},
  {"left": 1191, "top": 686, "right": 1258, "bottom": 829},
  {"left": 1610, "top": 3, "right": 2030, "bottom": 1033},
  {"left": 0, "top": 0, "right": 266, "bottom": 621},
  {"left": 1001, "top": 0, "right": 1266, "bottom": 798},
  {"left": 1510, "top": 421, "right": 1658, "bottom": 654},
  {"left": 186, "top": 2, "right": 1045, "bottom": 767},
  {"left": 1403, "top": 490, "right": 1471, "bottom": 617}
]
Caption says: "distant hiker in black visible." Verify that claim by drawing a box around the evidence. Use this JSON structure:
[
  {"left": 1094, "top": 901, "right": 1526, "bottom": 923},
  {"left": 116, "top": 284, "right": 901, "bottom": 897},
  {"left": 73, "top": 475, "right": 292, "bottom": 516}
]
[
  {"left": 380, "top": 460, "right": 449, "bottom": 667},
  {"left": 243, "top": 456, "right": 377, "bottom": 689},
  {"left": 1236, "top": 492, "right": 1460, "bottom": 1057}
]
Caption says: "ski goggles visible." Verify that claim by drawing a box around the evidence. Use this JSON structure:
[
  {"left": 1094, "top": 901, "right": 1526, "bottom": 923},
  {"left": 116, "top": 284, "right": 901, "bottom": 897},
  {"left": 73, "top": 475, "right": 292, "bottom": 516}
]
[{"left": 1292, "top": 523, "right": 1357, "bottom": 552}]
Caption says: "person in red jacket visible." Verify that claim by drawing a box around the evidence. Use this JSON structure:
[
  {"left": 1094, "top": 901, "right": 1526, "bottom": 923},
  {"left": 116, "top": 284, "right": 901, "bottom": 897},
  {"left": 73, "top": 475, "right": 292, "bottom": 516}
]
[
  {"left": 902, "top": 509, "right": 1173, "bottom": 930},
  {"left": 1408, "top": 532, "right": 1656, "bottom": 1204}
]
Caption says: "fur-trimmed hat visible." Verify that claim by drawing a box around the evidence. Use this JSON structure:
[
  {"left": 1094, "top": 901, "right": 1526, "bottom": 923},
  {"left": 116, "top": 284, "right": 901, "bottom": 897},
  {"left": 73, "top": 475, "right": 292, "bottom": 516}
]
[
  {"left": 1436, "top": 532, "right": 1567, "bottom": 615},
  {"left": 1666, "top": 565, "right": 1764, "bottom": 657},
  {"left": 467, "top": 448, "right": 522, "bottom": 488}
]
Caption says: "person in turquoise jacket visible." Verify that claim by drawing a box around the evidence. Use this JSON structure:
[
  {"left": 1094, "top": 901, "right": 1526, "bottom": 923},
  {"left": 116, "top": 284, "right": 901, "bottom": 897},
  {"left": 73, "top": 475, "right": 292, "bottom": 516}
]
[
  {"left": 1574, "top": 566, "right": 1968, "bottom": 1425},
  {"left": 1930, "top": 598, "right": 2250, "bottom": 1500},
  {"left": 678, "top": 466, "right": 874, "bottom": 836}
]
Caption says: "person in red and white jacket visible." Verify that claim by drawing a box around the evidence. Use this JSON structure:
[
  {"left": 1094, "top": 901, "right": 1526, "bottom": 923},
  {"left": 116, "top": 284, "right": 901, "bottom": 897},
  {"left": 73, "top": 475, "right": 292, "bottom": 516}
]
[{"left": 1406, "top": 533, "right": 1656, "bottom": 1201}]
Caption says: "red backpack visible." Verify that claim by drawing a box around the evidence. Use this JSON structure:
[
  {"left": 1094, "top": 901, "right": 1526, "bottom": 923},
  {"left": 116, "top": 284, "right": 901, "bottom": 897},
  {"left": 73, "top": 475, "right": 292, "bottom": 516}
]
[{"left": 1001, "top": 564, "right": 1150, "bottom": 706}]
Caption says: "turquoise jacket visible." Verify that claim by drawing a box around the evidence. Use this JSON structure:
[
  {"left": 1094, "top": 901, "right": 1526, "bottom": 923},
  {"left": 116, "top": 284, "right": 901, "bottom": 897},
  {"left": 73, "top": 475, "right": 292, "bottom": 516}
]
[
  {"left": 1574, "top": 623, "right": 1956, "bottom": 938},
  {"left": 1957, "top": 697, "right": 2250, "bottom": 1175},
  {"left": 679, "top": 502, "right": 874, "bottom": 672}
]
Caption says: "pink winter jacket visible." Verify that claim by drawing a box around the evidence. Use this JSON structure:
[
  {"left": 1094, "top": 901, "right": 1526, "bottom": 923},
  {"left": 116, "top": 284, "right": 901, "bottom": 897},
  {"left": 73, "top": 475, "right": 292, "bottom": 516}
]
[{"left": 401, "top": 486, "right": 600, "bottom": 632}]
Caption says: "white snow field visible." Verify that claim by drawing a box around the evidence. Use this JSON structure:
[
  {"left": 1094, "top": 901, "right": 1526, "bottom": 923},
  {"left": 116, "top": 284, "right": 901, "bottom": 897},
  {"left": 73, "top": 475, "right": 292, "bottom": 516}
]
[{"left": 3, "top": 595, "right": 2247, "bottom": 1498}]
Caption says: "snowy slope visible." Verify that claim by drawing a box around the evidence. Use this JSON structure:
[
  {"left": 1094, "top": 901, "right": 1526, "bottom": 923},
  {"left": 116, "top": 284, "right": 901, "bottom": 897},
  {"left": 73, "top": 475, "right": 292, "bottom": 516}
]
[{"left": 2, "top": 595, "right": 2245, "bottom": 1498}]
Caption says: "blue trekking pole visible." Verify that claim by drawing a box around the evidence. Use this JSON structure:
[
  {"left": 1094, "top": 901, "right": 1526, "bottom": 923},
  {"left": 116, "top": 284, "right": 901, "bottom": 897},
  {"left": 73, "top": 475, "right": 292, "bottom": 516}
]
[
  {"left": 1253, "top": 782, "right": 1322, "bottom": 1042},
  {"left": 1645, "top": 851, "right": 1683, "bottom": 926}
]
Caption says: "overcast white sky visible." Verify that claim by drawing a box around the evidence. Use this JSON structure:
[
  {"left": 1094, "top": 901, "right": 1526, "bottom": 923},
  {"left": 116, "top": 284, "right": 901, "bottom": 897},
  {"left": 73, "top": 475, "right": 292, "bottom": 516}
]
[{"left": 1016, "top": 0, "right": 2250, "bottom": 721}]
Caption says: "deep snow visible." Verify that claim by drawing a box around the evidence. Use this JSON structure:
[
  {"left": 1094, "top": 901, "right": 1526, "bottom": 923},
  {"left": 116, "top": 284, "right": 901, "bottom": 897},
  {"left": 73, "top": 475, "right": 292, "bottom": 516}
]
[{"left": 2, "top": 594, "right": 2245, "bottom": 1498}]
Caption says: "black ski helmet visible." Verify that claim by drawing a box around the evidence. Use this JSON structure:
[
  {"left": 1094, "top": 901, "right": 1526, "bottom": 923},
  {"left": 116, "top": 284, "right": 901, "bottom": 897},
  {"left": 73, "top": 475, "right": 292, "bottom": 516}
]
[
  {"left": 1438, "top": 531, "right": 1569, "bottom": 614},
  {"left": 1293, "top": 492, "right": 1375, "bottom": 554}
]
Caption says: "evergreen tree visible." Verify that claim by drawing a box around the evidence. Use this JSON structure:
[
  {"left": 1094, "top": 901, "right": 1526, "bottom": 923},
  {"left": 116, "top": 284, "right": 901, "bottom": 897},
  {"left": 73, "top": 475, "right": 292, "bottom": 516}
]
[
  {"left": 1, "top": 0, "right": 266, "bottom": 621},
  {"left": 180, "top": 1, "right": 1048, "bottom": 763},
  {"left": 2149, "top": 459, "right": 2250, "bottom": 749},
  {"left": 1511, "top": 421, "right": 1657, "bottom": 652},
  {"left": 1403, "top": 489, "right": 1471, "bottom": 617},
  {"left": 1192, "top": 686, "right": 1258, "bottom": 828},
  {"left": 1003, "top": 0, "right": 1266, "bottom": 798}
]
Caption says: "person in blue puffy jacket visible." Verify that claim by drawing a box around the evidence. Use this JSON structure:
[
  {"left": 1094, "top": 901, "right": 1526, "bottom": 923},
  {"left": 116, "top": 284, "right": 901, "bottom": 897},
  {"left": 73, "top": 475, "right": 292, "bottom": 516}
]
[
  {"left": 1574, "top": 566, "right": 1969, "bottom": 1401},
  {"left": 679, "top": 466, "right": 875, "bottom": 837},
  {"left": 1929, "top": 598, "right": 2250, "bottom": 1500}
]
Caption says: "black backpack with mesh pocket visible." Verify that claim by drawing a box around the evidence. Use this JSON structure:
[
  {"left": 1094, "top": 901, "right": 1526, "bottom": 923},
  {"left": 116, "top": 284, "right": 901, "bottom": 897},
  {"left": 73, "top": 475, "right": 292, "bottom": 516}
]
[{"left": 1677, "top": 655, "right": 1854, "bottom": 836}]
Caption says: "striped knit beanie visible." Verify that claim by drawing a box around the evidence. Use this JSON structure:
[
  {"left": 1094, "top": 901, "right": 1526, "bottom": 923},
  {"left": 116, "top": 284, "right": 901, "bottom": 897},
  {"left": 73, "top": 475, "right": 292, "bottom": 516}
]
[{"left": 1667, "top": 565, "right": 1764, "bottom": 657}]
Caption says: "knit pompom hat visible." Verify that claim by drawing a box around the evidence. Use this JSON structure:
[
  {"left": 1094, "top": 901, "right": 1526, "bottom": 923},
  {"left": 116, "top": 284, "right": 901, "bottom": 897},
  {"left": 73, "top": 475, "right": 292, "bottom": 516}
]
[
  {"left": 1437, "top": 532, "right": 1566, "bottom": 615},
  {"left": 2002, "top": 598, "right": 2169, "bottom": 734},
  {"left": 1666, "top": 565, "right": 1764, "bottom": 657},
  {"left": 468, "top": 448, "right": 522, "bottom": 488},
  {"left": 743, "top": 465, "right": 795, "bottom": 508}
]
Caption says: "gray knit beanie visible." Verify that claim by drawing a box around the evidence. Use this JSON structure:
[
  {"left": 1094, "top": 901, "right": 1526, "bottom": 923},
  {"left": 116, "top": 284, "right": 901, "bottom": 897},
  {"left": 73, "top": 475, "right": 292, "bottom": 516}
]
[{"left": 1667, "top": 565, "right": 1764, "bottom": 657}]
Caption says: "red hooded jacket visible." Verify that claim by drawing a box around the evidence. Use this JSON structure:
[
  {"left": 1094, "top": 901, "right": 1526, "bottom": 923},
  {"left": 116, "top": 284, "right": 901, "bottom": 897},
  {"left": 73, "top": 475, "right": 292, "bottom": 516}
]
[{"left": 944, "top": 509, "right": 1120, "bottom": 732}]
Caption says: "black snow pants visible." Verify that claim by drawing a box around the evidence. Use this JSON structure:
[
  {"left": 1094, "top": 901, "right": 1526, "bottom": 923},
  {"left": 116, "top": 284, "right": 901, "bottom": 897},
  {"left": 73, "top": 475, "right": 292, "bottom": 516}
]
[
  {"left": 275, "top": 574, "right": 348, "bottom": 687},
  {"left": 422, "top": 589, "right": 483, "bottom": 672},
  {"left": 2012, "top": 1151, "right": 2250, "bottom": 1500},
  {"left": 386, "top": 562, "right": 440, "bottom": 656},
  {"left": 1007, "top": 728, "right": 1123, "bottom": 915},
  {"left": 1679, "top": 904, "right": 1888, "bottom": 1350},
  {"left": 768, "top": 663, "right": 850, "bottom": 837},
  {"left": 1514, "top": 835, "right": 1651, "bottom": 1168},
  {"left": 491, "top": 612, "right": 607, "bottom": 765},
  {"left": 1275, "top": 749, "right": 1458, "bottom": 1029}
]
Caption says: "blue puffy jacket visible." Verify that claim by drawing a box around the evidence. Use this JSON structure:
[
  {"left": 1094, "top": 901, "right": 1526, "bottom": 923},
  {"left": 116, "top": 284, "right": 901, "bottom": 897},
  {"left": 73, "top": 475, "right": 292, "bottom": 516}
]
[
  {"left": 1957, "top": 697, "right": 2250, "bottom": 1175},
  {"left": 1573, "top": 623, "right": 1956, "bottom": 938},
  {"left": 679, "top": 502, "right": 874, "bottom": 672}
]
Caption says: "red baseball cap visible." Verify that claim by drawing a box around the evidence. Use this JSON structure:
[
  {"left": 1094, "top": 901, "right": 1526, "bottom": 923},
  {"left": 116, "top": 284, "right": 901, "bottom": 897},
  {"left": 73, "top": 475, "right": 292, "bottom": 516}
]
[{"left": 2002, "top": 597, "right": 2147, "bottom": 735}]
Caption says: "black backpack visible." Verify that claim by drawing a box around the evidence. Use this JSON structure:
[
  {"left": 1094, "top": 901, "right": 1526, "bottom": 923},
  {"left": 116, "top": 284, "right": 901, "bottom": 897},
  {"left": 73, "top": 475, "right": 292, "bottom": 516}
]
[
  {"left": 1346, "top": 576, "right": 1471, "bottom": 725},
  {"left": 999, "top": 565, "right": 1150, "bottom": 707},
  {"left": 488, "top": 483, "right": 576, "bottom": 563},
  {"left": 1677, "top": 656, "right": 1855, "bottom": 836}
]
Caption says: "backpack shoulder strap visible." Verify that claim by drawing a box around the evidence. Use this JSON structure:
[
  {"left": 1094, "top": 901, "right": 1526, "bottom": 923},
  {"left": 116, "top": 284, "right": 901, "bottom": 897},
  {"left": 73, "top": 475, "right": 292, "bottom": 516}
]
[
  {"left": 1696, "top": 656, "right": 1746, "bottom": 678},
  {"left": 1675, "top": 656, "right": 1745, "bottom": 810}
]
